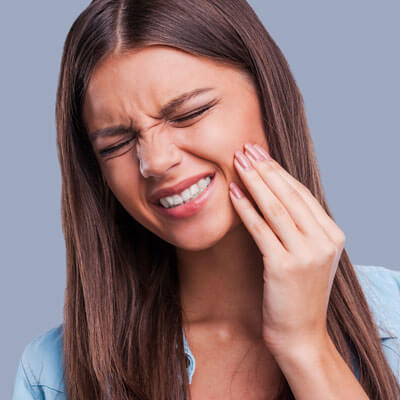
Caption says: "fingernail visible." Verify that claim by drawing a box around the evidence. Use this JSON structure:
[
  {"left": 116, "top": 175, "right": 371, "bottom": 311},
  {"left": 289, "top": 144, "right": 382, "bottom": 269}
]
[
  {"left": 234, "top": 151, "right": 253, "bottom": 170},
  {"left": 229, "top": 182, "right": 244, "bottom": 199},
  {"left": 244, "top": 143, "right": 263, "bottom": 162},
  {"left": 253, "top": 144, "right": 271, "bottom": 160}
]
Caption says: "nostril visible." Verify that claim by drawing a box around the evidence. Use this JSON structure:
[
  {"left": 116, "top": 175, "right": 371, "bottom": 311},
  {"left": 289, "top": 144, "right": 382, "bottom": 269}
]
[{"left": 185, "top": 354, "right": 191, "bottom": 368}]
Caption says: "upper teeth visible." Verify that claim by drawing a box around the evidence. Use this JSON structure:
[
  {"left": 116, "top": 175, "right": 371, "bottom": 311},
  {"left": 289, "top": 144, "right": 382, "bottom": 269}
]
[{"left": 159, "top": 176, "right": 212, "bottom": 208}]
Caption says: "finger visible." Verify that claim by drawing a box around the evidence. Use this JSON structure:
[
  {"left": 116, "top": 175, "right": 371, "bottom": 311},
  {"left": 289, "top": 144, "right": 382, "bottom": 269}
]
[
  {"left": 229, "top": 181, "right": 287, "bottom": 260},
  {"left": 234, "top": 152, "right": 302, "bottom": 252},
  {"left": 254, "top": 145, "right": 345, "bottom": 244},
  {"left": 244, "top": 144, "right": 326, "bottom": 242}
]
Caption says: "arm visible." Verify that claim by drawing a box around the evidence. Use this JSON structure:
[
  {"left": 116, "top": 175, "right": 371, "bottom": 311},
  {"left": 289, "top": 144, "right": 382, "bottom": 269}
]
[
  {"left": 272, "top": 335, "right": 369, "bottom": 400},
  {"left": 229, "top": 144, "right": 369, "bottom": 399}
]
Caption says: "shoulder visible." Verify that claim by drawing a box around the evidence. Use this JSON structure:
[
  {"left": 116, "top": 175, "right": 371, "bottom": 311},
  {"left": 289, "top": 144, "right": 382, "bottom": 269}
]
[
  {"left": 353, "top": 264, "right": 400, "bottom": 339},
  {"left": 13, "top": 324, "right": 65, "bottom": 399},
  {"left": 354, "top": 263, "right": 400, "bottom": 298},
  {"left": 353, "top": 264, "right": 400, "bottom": 382},
  {"left": 354, "top": 263, "right": 400, "bottom": 288}
]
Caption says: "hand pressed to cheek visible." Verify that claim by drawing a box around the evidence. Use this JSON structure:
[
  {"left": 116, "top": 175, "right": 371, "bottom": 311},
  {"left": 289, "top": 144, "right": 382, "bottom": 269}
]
[
  {"left": 229, "top": 143, "right": 345, "bottom": 256},
  {"left": 228, "top": 142, "right": 345, "bottom": 352},
  {"left": 230, "top": 143, "right": 312, "bottom": 256}
]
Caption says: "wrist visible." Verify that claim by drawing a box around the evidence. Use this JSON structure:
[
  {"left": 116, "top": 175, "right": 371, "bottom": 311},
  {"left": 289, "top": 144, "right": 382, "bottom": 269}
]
[{"left": 265, "top": 330, "right": 332, "bottom": 365}]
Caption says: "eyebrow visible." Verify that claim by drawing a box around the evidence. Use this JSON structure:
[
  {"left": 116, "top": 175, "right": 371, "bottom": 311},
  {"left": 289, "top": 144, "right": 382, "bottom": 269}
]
[{"left": 88, "top": 87, "right": 215, "bottom": 142}]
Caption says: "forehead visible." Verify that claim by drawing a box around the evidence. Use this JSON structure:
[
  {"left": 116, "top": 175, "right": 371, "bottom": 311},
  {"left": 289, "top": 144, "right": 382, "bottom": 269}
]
[{"left": 82, "top": 45, "right": 250, "bottom": 129}]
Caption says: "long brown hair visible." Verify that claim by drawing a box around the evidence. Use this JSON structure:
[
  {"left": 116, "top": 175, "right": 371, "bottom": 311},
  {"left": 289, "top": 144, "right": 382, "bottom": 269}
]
[{"left": 55, "top": 0, "right": 400, "bottom": 398}]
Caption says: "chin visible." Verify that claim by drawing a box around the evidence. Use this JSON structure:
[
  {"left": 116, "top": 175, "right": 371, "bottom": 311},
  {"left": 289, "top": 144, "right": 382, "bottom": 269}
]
[
  {"left": 172, "top": 235, "right": 224, "bottom": 252},
  {"left": 161, "top": 211, "right": 238, "bottom": 252}
]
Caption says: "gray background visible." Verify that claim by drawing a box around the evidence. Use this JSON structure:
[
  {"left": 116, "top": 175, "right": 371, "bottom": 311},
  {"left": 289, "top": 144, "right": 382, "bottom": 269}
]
[{"left": 1, "top": 1, "right": 399, "bottom": 397}]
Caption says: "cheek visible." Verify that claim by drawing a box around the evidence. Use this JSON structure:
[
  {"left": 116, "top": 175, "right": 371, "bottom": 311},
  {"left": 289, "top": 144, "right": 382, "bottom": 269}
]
[
  {"left": 102, "top": 158, "right": 141, "bottom": 205},
  {"left": 189, "top": 107, "right": 264, "bottom": 166},
  {"left": 175, "top": 111, "right": 241, "bottom": 160},
  {"left": 205, "top": 101, "right": 264, "bottom": 151}
]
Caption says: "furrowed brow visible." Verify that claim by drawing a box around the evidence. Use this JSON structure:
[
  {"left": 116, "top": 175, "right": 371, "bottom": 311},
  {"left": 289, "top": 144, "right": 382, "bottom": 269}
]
[
  {"left": 88, "top": 87, "right": 215, "bottom": 142},
  {"left": 89, "top": 124, "right": 136, "bottom": 142},
  {"left": 157, "top": 87, "right": 215, "bottom": 118}
]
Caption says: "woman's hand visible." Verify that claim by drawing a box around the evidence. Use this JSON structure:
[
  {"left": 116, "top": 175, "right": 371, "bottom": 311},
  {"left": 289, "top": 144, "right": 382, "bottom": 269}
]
[{"left": 229, "top": 143, "right": 345, "bottom": 358}]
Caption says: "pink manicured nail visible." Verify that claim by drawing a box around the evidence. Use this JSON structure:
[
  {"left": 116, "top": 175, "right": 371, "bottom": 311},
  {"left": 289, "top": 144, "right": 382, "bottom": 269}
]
[
  {"left": 253, "top": 144, "right": 271, "bottom": 160},
  {"left": 234, "top": 151, "right": 253, "bottom": 170},
  {"left": 244, "top": 143, "right": 264, "bottom": 162},
  {"left": 229, "top": 182, "right": 244, "bottom": 199}
]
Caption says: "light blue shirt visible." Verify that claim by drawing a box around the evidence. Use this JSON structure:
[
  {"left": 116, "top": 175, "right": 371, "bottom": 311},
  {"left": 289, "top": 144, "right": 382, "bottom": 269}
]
[{"left": 12, "top": 264, "right": 400, "bottom": 399}]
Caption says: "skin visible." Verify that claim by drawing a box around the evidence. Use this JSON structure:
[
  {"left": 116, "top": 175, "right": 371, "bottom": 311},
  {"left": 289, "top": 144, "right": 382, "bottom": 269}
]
[
  {"left": 83, "top": 45, "right": 368, "bottom": 399},
  {"left": 83, "top": 45, "right": 282, "bottom": 398}
]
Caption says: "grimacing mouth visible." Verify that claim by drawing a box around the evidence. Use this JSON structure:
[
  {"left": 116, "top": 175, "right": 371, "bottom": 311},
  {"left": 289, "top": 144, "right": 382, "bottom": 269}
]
[{"left": 151, "top": 172, "right": 216, "bottom": 206}]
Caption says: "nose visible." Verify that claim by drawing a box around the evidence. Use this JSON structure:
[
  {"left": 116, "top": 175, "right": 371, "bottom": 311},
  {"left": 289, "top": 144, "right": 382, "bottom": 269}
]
[{"left": 136, "top": 130, "right": 182, "bottom": 178}]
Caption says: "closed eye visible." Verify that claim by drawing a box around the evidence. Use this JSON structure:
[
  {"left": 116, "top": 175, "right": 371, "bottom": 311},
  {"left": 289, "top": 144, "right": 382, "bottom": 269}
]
[
  {"left": 99, "top": 137, "right": 135, "bottom": 156},
  {"left": 171, "top": 105, "right": 212, "bottom": 123},
  {"left": 99, "top": 104, "right": 214, "bottom": 157}
]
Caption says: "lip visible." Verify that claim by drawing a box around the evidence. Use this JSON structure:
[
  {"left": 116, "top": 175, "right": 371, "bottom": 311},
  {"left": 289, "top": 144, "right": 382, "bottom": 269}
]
[
  {"left": 151, "top": 173, "right": 217, "bottom": 219},
  {"left": 149, "top": 171, "right": 216, "bottom": 205}
]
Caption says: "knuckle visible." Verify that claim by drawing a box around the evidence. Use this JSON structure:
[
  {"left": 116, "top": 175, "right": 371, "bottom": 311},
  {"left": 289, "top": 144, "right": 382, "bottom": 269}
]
[
  {"left": 318, "top": 242, "right": 337, "bottom": 261},
  {"left": 303, "top": 185, "right": 312, "bottom": 195},
  {"left": 242, "top": 202, "right": 253, "bottom": 213},
  {"left": 250, "top": 219, "right": 266, "bottom": 236},
  {"left": 300, "top": 185, "right": 313, "bottom": 199},
  {"left": 325, "top": 244, "right": 337, "bottom": 258},
  {"left": 336, "top": 230, "right": 346, "bottom": 246},
  {"left": 287, "top": 184, "right": 301, "bottom": 200},
  {"left": 260, "top": 161, "right": 275, "bottom": 176},
  {"left": 267, "top": 202, "right": 286, "bottom": 219}
]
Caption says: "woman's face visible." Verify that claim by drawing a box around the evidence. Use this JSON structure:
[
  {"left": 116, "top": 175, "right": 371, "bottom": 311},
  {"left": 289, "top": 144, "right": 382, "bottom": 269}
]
[{"left": 83, "top": 45, "right": 269, "bottom": 250}]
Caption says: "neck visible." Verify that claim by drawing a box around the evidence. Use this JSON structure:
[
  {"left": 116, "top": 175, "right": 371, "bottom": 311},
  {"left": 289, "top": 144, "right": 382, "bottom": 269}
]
[{"left": 177, "top": 223, "right": 265, "bottom": 342}]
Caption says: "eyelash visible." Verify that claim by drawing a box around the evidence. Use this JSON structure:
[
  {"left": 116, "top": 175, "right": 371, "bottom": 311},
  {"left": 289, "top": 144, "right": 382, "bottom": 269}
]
[
  {"left": 99, "top": 106, "right": 212, "bottom": 156},
  {"left": 172, "top": 105, "right": 211, "bottom": 123}
]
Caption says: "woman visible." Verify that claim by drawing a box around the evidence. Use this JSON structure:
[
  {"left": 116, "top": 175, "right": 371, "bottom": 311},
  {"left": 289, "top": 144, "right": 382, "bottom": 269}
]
[{"left": 12, "top": 0, "right": 400, "bottom": 399}]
